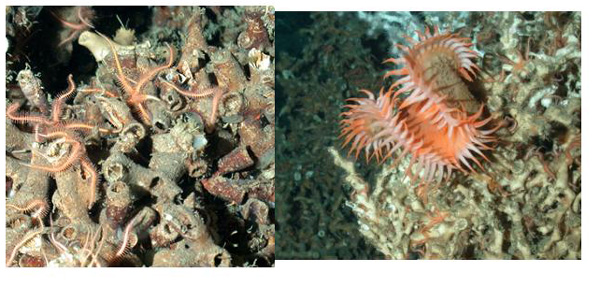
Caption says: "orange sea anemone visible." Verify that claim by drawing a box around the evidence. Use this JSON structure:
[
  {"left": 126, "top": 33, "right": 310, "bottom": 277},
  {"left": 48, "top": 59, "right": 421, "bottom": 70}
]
[{"left": 340, "top": 26, "right": 501, "bottom": 182}]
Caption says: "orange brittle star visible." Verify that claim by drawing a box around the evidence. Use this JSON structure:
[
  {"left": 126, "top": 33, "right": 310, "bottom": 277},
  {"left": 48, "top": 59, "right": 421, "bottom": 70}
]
[
  {"left": 159, "top": 79, "right": 227, "bottom": 132},
  {"left": 7, "top": 74, "right": 112, "bottom": 209},
  {"left": 100, "top": 33, "right": 174, "bottom": 125},
  {"left": 412, "top": 209, "right": 449, "bottom": 247},
  {"left": 499, "top": 37, "right": 532, "bottom": 78}
]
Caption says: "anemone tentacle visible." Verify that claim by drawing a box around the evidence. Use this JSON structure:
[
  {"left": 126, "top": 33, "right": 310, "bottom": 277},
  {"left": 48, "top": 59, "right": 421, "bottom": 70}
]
[{"left": 340, "top": 26, "right": 498, "bottom": 183}]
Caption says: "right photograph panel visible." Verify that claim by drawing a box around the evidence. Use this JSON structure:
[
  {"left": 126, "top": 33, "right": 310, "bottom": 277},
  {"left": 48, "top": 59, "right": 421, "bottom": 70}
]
[{"left": 275, "top": 11, "right": 581, "bottom": 259}]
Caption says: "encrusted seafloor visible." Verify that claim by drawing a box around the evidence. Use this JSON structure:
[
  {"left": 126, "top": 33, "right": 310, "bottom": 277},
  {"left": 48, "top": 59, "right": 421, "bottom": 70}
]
[
  {"left": 6, "top": 6, "right": 275, "bottom": 267},
  {"left": 276, "top": 12, "right": 580, "bottom": 259}
]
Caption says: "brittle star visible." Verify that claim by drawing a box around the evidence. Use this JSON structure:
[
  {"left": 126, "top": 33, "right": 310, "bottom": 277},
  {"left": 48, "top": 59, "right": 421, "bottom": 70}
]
[
  {"left": 159, "top": 79, "right": 227, "bottom": 132},
  {"left": 100, "top": 33, "right": 174, "bottom": 125},
  {"left": 6, "top": 199, "right": 49, "bottom": 266},
  {"left": 411, "top": 209, "right": 449, "bottom": 247},
  {"left": 50, "top": 7, "right": 95, "bottom": 46},
  {"left": 7, "top": 74, "right": 112, "bottom": 209}
]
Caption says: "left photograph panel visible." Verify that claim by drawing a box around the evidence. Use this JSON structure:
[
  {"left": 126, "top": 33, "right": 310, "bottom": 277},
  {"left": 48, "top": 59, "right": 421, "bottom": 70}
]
[{"left": 5, "top": 6, "right": 275, "bottom": 267}]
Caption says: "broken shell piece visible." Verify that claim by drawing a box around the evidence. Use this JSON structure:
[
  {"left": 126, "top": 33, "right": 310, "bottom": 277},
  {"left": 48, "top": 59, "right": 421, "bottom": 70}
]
[
  {"left": 240, "top": 118, "right": 274, "bottom": 169},
  {"left": 168, "top": 115, "right": 207, "bottom": 154},
  {"left": 247, "top": 180, "right": 274, "bottom": 204},
  {"left": 210, "top": 48, "right": 246, "bottom": 92},
  {"left": 152, "top": 239, "right": 230, "bottom": 267},
  {"left": 105, "top": 181, "right": 133, "bottom": 229},
  {"left": 149, "top": 153, "right": 186, "bottom": 182},
  {"left": 221, "top": 92, "right": 245, "bottom": 119},
  {"left": 186, "top": 157, "right": 208, "bottom": 178},
  {"left": 248, "top": 48, "right": 271, "bottom": 71},
  {"left": 96, "top": 96, "right": 134, "bottom": 133},
  {"left": 150, "top": 220, "right": 179, "bottom": 247},
  {"left": 217, "top": 146, "right": 254, "bottom": 174},
  {"left": 241, "top": 198, "right": 270, "bottom": 225},
  {"left": 162, "top": 204, "right": 208, "bottom": 240},
  {"left": 103, "top": 152, "right": 182, "bottom": 201},
  {"left": 103, "top": 160, "right": 128, "bottom": 183},
  {"left": 18, "top": 254, "right": 46, "bottom": 267},
  {"left": 114, "top": 122, "right": 146, "bottom": 153},
  {"left": 146, "top": 100, "right": 172, "bottom": 132},
  {"left": 237, "top": 7, "right": 271, "bottom": 51},
  {"left": 161, "top": 88, "right": 185, "bottom": 112},
  {"left": 201, "top": 176, "right": 259, "bottom": 204}
]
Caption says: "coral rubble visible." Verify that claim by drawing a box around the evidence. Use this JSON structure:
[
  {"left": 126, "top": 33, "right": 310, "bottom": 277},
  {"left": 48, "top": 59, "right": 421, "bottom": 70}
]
[
  {"left": 6, "top": 6, "right": 275, "bottom": 267},
  {"left": 336, "top": 12, "right": 581, "bottom": 259}
]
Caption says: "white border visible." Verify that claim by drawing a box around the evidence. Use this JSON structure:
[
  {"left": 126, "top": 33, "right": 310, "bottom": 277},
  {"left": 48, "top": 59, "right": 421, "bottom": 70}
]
[{"left": 1, "top": 1, "right": 598, "bottom": 287}]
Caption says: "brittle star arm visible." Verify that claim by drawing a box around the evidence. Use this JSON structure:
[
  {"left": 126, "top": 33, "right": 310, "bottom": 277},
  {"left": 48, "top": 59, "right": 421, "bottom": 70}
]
[
  {"left": 6, "top": 221, "right": 44, "bottom": 266},
  {"left": 99, "top": 33, "right": 174, "bottom": 125},
  {"left": 51, "top": 74, "right": 77, "bottom": 123},
  {"left": 78, "top": 224, "right": 105, "bottom": 266},
  {"left": 128, "top": 45, "right": 175, "bottom": 124},
  {"left": 50, "top": 7, "right": 94, "bottom": 46},
  {"left": 208, "top": 89, "right": 228, "bottom": 132},
  {"left": 134, "top": 44, "right": 174, "bottom": 94},
  {"left": 159, "top": 79, "right": 218, "bottom": 98},
  {"left": 23, "top": 131, "right": 83, "bottom": 173},
  {"left": 160, "top": 79, "right": 227, "bottom": 131},
  {"left": 79, "top": 87, "right": 117, "bottom": 98},
  {"left": 116, "top": 212, "right": 143, "bottom": 258},
  {"left": 99, "top": 33, "right": 135, "bottom": 95},
  {"left": 6, "top": 199, "right": 49, "bottom": 219},
  {"left": 64, "top": 121, "right": 113, "bottom": 134},
  {"left": 6, "top": 102, "right": 51, "bottom": 126}
]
